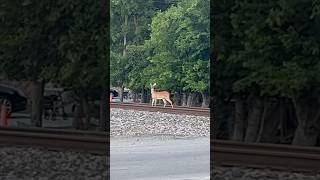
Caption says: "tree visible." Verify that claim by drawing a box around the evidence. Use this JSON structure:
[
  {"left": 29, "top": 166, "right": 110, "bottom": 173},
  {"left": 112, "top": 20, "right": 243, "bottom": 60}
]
[
  {"left": 110, "top": 0, "right": 176, "bottom": 102},
  {"left": 213, "top": 0, "right": 320, "bottom": 145},
  {"left": 0, "top": 0, "right": 66, "bottom": 126},
  {"left": 125, "top": 45, "right": 150, "bottom": 101},
  {"left": 55, "top": 0, "right": 108, "bottom": 130},
  {"left": 145, "top": 0, "right": 210, "bottom": 107}
]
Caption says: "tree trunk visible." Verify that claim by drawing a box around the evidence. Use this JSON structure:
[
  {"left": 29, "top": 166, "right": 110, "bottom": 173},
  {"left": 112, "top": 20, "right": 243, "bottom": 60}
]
[
  {"left": 30, "top": 80, "right": 44, "bottom": 127},
  {"left": 81, "top": 95, "right": 90, "bottom": 130},
  {"left": 279, "top": 97, "right": 287, "bottom": 143},
  {"left": 187, "top": 93, "right": 197, "bottom": 107},
  {"left": 119, "top": 86, "right": 124, "bottom": 102},
  {"left": 73, "top": 92, "right": 90, "bottom": 130},
  {"left": 146, "top": 91, "right": 151, "bottom": 104},
  {"left": 201, "top": 93, "right": 210, "bottom": 108},
  {"left": 133, "top": 15, "right": 139, "bottom": 35},
  {"left": 292, "top": 98, "right": 319, "bottom": 146},
  {"left": 256, "top": 97, "right": 269, "bottom": 142},
  {"left": 226, "top": 103, "right": 235, "bottom": 139},
  {"left": 99, "top": 89, "right": 108, "bottom": 131},
  {"left": 258, "top": 98, "right": 281, "bottom": 143},
  {"left": 123, "top": 15, "right": 128, "bottom": 56},
  {"left": 293, "top": 125, "right": 318, "bottom": 146},
  {"left": 212, "top": 96, "right": 229, "bottom": 139},
  {"left": 232, "top": 97, "right": 245, "bottom": 141},
  {"left": 133, "top": 92, "right": 137, "bottom": 103},
  {"left": 172, "top": 92, "right": 181, "bottom": 106},
  {"left": 72, "top": 104, "right": 80, "bottom": 129},
  {"left": 195, "top": 93, "right": 202, "bottom": 107},
  {"left": 141, "top": 89, "right": 148, "bottom": 103},
  {"left": 182, "top": 93, "right": 188, "bottom": 106},
  {"left": 244, "top": 96, "right": 263, "bottom": 142},
  {"left": 187, "top": 93, "right": 192, "bottom": 107},
  {"left": 140, "top": 89, "right": 144, "bottom": 103},
  {"left": 73, "top": 104, "right": 80, "bottom": 129},
  {"left": 287, "top": 99, "right": 298, "bottom": 135}
]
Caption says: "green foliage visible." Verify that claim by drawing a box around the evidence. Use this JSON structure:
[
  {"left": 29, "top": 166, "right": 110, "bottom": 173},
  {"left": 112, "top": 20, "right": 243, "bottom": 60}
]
[
  {"left": 110, "top": 0, "right": 158, "bottom": 90},
  {"left": 0, "top": 0, "right": 64, "bottom": 81},
  {"left": 110, "top": 51, "right": 128, "bottom": 87},
  {"left": 126, "top": 45, "right": 149, "bottom": 91},
  {"left": 145, "top": 0, "right": 209, "bottom": 93},
  {"left": 109, "top": 0, "right": 210, "bottom": 94},
  {"left": 182, "top": 60, "right": 209, "bottom": 93},
  {"left": 0, "top": 0, "right": 108, "bottom": 93},
  {"left": 214, "top": 0, "right": 320, "bottom": 98},
  {"left": 56, "top": 0, "right": 108, "bottom": 91}
]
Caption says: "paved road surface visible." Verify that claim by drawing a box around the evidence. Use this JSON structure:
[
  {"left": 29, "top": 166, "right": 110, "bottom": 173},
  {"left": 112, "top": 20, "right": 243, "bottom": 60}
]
[{"left": 111, "top": 136, "right": 210, "bottom": 180}]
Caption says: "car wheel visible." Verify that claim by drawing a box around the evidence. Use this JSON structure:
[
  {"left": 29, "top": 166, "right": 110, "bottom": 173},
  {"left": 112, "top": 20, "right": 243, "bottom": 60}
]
[{"left": 0, "top": 98, "right": 12, "bottom": 114}]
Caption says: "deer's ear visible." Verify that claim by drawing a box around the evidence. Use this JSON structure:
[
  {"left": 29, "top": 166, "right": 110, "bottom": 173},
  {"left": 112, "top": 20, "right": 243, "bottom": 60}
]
[{"left": 153, "top": 83, "right": 156, "bottom": 86}]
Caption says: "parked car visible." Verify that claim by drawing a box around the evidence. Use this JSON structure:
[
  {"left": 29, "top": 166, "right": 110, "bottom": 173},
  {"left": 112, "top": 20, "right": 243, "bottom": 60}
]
[
  {"left": 43, "top": 88, "right": 74, "bottom": 120},
  {"left": 110, "top": 90, "right": 118, "bottom": 97},
  {"left": 0, "top": 84, "right": 27, "bottom": 113},
  {"left": 111, "top": 96, "right": 121, "bottom": 102}
]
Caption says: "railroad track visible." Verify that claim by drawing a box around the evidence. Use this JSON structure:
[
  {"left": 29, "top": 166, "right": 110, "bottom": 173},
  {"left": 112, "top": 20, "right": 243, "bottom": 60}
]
[
  {"left": 110, "top": 102, "right": 210, "bottom": 117},
  {"left": 212, "top": 139, "right": 320, "bottom": 172},
  {"left": 0, "top": 127, "right": 108, "bottom": 155}
]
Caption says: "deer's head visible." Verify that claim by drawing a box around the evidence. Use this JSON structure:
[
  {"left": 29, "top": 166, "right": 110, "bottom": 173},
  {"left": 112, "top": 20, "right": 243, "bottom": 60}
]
[{"left": 150, "top": 83, "right": 156, "bottom": 91}]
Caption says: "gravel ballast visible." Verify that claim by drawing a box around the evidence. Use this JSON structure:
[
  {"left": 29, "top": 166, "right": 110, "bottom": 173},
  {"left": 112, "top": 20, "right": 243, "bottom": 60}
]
[
  {"left": 0, "top": 146, "right": 108, "bottom": 180},
  {"left": 111, "top": 108, "right": 210, "bottom": 137},
  {"left": 212, "top": 167, "right": 320, "bottom": 180}
]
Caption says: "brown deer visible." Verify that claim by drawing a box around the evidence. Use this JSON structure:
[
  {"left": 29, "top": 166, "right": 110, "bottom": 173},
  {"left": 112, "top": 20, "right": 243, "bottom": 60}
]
[{"left": 150, "top": 83, "right": 173, "bottom": 108}]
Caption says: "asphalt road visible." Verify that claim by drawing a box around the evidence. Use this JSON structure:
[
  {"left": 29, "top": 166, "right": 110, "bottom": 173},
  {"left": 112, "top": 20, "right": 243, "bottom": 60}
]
[{"left": 111, "top": 136, "right": 210, "bottom": 180}]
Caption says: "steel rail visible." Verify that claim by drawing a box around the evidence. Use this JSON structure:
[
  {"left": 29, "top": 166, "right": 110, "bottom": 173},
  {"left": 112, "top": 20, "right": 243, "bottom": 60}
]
[
  {"left": 0, "top": 127, "right": 108, "bottom": 155},
  {"left": 110, "top": 102, "right": 210, "bottom": 117},
  {"left": 212, "top": 139, "right": 320, "bottom": 172}
]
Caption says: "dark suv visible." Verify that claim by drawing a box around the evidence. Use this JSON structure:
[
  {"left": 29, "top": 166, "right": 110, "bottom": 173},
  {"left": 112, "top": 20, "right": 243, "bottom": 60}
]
[{"left": 0, "top": 84, "right": 27, "bottom": 113}]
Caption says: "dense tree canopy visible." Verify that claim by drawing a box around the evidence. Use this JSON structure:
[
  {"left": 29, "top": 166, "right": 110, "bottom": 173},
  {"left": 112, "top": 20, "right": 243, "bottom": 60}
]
[
  {"left": 0, "top": 0, "right": 62, "bottom": 81},
  {"left": 213, "top": 0, "right": 320, "bottom": 146},
  {"left": 145, "top": 0, "right": 209, "bottom": 93},
  {"left": 110, "top": 0, "right": 210, "bottom": 106},
  {"left": 214, "top": 0, "right": 320, "bottom": 98}
]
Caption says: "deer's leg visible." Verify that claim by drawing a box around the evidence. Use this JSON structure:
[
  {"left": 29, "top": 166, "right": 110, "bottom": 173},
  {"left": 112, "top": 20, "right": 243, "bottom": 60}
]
[
  {"left": 151, "top": 99, "right": 154, "bottom": 106},
  {"left": 154, "top": 99, "right": 157, "bottom": 106},
  {"left": 162, "top": 99, "right": 167, "bottom": 107},
  {"left": 167, "top": 98, "right": 173, "bottom": 108}
]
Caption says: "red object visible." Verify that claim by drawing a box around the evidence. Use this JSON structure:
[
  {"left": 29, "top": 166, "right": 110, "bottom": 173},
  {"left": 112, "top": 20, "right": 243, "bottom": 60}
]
[
  {"left": 110, "top": 93, "right": 113, "bottom": 102},
  {"left": 0, "top": 104, "right": 9, "bottom": 127}
]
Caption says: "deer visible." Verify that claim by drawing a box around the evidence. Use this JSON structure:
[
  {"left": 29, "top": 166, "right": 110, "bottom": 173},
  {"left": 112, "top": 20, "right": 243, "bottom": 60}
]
[{"left": 150, "top": 83, "right": 173, "bottom": 108}]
